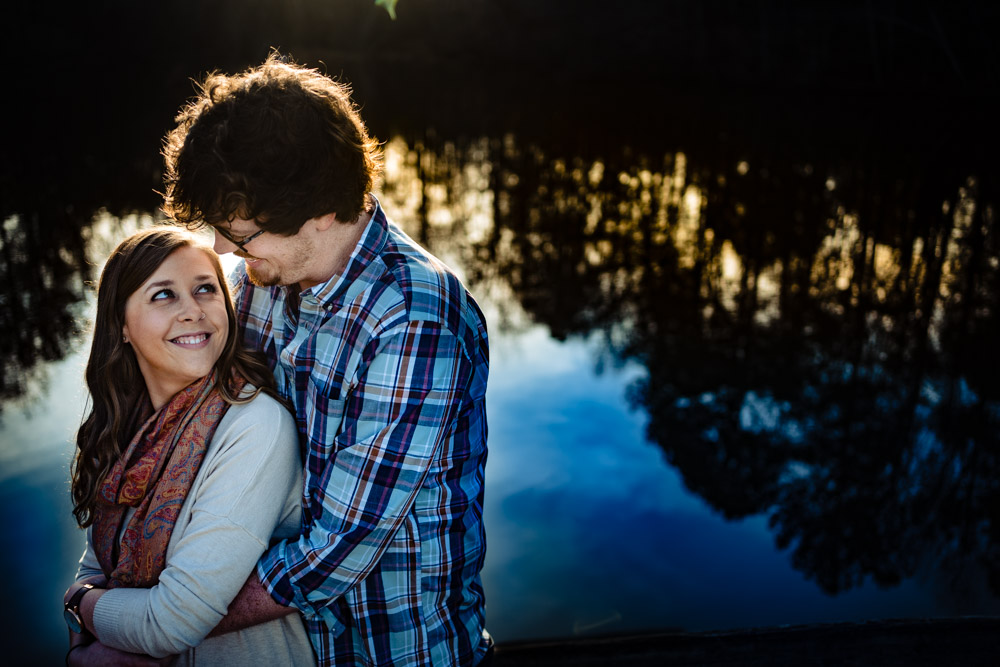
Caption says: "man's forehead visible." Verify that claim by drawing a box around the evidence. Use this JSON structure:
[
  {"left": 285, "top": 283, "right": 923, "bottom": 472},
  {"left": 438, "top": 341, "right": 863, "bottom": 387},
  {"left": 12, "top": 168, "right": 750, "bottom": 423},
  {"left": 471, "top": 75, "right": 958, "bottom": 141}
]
[{"left": 218, "top": 217, "right": 258, "bottom": 230}]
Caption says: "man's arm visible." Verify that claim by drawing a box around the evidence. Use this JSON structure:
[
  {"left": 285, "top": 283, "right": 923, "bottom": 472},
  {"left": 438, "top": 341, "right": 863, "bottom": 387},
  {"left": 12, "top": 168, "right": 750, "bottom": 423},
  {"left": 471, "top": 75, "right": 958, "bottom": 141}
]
[{"left": 207, "top": 571, "right": 295, "bottom": 637}]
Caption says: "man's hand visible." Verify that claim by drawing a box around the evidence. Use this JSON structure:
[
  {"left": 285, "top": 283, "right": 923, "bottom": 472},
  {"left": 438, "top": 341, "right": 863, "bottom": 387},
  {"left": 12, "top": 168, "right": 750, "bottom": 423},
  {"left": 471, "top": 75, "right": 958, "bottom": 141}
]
[{"left": 67, "top": 641, "right": 174, "bottom": 667}]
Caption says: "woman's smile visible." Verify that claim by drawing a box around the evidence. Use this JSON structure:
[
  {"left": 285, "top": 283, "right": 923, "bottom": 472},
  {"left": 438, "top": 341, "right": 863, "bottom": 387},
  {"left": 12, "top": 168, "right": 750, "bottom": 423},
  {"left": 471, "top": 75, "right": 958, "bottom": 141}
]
[{"left": 170, "top": 332, "right": 212, "bottom": 347}]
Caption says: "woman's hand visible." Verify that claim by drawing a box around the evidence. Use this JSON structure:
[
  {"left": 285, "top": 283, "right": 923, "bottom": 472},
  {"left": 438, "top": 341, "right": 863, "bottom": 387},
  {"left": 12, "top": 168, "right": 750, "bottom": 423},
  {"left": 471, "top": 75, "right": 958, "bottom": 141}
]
[{"left": 67, "top": 640, "right": 175, "bottom": 667}]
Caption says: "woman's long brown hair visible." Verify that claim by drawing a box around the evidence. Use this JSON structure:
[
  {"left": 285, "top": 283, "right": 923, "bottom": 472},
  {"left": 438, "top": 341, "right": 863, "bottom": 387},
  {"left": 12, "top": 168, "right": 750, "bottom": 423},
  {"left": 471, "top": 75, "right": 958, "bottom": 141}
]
[{"left": 71, "top": 226, "right": 280, "bottom": 528}]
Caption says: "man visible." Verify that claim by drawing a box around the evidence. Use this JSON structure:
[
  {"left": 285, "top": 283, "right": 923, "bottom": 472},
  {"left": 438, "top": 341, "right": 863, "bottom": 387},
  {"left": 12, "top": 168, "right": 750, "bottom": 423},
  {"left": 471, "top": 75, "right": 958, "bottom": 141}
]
[{"left": 164, "top": 55, "right": 492, "bottom": 666}]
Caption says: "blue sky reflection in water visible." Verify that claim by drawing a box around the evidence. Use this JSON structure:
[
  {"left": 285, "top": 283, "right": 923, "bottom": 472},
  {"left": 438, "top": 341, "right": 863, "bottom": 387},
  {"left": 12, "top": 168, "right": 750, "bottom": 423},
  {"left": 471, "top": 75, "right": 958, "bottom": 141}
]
[
  {"left": 480, "top": 327, "right": 942, "bottom": 639},
  {"left": 0, "top": 343, "right": 93, "bottom": 660},
  {"left": 2, "top": 121, "right": 1000, "bottom": 663}
]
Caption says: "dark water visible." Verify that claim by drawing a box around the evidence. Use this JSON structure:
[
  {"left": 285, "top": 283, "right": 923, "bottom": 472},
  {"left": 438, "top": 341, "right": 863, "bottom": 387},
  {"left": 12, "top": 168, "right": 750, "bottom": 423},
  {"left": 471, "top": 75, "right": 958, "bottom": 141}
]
[{"left": 3, "top": 1, "right": 1000, "bottom": 663}]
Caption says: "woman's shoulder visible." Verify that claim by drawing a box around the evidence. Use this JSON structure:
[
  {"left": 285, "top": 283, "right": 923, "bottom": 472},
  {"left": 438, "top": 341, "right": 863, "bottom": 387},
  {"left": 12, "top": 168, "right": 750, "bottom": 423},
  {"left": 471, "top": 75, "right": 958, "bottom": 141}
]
[
  {"left": 230, "top": 386, "right": 292, "bottom": 417},
  {"left": 214, "top": 388, "right": 298, "bottom": 449}
]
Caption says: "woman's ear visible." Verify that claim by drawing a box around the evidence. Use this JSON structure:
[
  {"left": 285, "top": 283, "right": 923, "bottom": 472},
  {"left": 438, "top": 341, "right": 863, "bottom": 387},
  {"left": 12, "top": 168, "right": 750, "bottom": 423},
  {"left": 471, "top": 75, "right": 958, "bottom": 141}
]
[{"left": 122, "top": 325, "right": 130, "bottom": 344}]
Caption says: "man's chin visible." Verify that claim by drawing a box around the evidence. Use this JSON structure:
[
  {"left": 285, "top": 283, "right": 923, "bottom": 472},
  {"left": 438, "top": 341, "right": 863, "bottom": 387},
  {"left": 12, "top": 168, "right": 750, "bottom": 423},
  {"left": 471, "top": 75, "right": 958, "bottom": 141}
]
[{"left": 245, "top": 266, "right": 280, "bottom": 288}]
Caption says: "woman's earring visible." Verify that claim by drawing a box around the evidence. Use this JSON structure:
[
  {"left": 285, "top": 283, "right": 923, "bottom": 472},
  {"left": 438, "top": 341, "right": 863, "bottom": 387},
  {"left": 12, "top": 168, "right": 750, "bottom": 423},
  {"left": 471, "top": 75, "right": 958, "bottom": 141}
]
[{"left": 122, "top": 335, "right": 129, "bottom": 344}]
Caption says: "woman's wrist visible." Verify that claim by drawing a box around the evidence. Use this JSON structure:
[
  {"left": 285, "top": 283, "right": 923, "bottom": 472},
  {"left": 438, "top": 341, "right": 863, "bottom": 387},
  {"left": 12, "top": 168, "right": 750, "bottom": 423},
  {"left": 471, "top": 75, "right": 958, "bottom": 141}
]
[
  {"left": 79, "top": 585, "right": 107, "bottom": 636},
  {"left": 64, "top": 576, "right": 106, "bottom": 606},
  {"left": 64, "top": 581, "right": 87, "bottom": 606}
]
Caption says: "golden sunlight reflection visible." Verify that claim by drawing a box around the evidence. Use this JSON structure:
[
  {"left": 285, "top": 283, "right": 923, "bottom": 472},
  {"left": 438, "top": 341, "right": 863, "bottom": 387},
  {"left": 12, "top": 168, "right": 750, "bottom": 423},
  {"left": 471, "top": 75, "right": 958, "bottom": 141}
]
[
  {"left": 872, "top": 244, "right": 901, "bottom": 299},
  {"left": 928, "top": 179, "right": 980, "bottom": 352},
  {"left": 811, "top": 212, "right": 861, "bottom": 297},
  {"left": 673, "top": 183, "right": 704, "bottom": 270},
  {"left": 378, "top": 135, "right": 495, "bottom": 270},
  {"left": 716, "top": 240, "right": 744, "bottom": 316},
  {"left": 370, "top": 133, "right": 983, "bottom": 360},
  {"left": 754, "top": 261, "right": 783, "bottom": 327}
]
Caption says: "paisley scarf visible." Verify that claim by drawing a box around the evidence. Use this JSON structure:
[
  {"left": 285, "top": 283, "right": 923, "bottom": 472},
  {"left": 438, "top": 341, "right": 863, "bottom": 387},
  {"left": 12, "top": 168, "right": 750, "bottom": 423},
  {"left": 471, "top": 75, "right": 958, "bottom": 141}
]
[{"left": 92, "top": 371, "right": 244, "bottom": 589}]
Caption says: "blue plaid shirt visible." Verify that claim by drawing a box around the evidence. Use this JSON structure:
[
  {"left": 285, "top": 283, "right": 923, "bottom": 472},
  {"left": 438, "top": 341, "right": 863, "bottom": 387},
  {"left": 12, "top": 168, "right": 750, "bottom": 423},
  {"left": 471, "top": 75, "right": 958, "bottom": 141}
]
[{"left": 232, "top": 199, "right": 490, "bottom": 666}]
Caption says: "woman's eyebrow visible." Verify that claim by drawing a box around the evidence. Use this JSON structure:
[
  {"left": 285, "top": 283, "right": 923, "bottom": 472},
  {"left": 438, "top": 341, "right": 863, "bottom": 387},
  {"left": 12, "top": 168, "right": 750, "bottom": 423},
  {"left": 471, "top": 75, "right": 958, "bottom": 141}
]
[
  {"left": 143, "top": 275, "right": 216, "bottom": 293},
  {"left": 143, "top": 279, "right": 175, "bottom": 292}
]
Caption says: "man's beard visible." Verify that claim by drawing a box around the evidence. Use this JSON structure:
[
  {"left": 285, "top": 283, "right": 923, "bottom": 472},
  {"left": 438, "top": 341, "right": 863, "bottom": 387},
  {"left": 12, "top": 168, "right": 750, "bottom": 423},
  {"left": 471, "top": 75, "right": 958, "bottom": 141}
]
[
  {"left": 244, "top": 260, "right": 281, "bottom": 287},
  {"left": 238, "top": 235, "right": 314, "bottom": 289}
]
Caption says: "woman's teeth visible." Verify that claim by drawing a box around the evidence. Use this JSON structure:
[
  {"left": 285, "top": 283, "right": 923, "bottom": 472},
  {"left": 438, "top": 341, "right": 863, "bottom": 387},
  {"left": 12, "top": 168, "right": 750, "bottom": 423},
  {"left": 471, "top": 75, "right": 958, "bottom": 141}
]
[{"left": 172, "top": 334, "right": 208, "bottom": 345}]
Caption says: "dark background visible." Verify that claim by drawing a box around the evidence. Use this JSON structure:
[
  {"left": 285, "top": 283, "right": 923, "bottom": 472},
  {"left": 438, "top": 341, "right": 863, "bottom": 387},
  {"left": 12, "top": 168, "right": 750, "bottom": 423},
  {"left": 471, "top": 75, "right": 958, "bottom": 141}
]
[
  {"left": 5, "top": 0, "right": 998, "bottom": 220},
  {"left": 5, "top": 0, "right": 997, "bottom": 410}
]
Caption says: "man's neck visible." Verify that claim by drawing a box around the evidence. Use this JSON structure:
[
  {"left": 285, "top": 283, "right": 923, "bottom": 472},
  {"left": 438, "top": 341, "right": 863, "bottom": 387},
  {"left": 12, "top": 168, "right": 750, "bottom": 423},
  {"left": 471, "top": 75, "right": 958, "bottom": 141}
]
[
  {"left": 298, "top": 207, "right": 373, "bottom": 292},
  {"left": 332, "top": 210, "right": 372, "bottom": 275}
]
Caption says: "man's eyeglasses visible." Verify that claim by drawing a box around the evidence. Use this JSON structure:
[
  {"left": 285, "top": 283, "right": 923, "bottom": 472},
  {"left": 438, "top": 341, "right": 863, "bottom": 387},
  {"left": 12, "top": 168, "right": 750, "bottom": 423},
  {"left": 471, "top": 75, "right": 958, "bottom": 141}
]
[{"left": 214, "top": 225, "right": 266, "bottom": 253}]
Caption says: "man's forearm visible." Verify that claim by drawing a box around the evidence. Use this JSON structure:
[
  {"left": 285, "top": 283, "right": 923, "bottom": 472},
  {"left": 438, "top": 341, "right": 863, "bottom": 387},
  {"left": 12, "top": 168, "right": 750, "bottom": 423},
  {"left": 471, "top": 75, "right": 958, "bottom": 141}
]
[{"left": 209, "top": 570, "right": 296, "bottom": 637}]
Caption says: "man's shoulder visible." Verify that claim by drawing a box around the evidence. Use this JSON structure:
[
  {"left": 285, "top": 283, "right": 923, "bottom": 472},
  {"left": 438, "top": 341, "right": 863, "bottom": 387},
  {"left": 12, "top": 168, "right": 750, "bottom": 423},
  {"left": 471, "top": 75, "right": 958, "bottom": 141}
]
[
  {"left": 374, "top": 223, "right": 486, "bottom": 343},
  {"left": 377, "top": 223, "right": 466, "bottom": 314}
]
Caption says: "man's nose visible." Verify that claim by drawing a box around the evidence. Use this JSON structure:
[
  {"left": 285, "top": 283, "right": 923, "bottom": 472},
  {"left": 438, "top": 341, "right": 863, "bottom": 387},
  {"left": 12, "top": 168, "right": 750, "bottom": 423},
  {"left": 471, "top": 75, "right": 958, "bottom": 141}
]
[{"left": 213, "top": 229, "right": 238, "bottom": 255}]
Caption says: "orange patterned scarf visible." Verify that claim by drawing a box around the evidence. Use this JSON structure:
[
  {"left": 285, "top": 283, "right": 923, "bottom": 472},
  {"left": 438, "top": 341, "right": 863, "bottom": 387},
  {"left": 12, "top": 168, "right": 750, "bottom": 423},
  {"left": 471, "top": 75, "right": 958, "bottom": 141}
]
[{"left": 93, "top": 371, "right": 243, "bottom": 588}]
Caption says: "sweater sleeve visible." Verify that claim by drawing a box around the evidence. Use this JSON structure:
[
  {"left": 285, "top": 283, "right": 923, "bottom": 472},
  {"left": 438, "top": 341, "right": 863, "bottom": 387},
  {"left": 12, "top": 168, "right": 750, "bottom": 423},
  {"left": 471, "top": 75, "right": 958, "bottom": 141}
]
[
  {"left": 90, "top": 395, "right": 302, "bottom": 658},
  {"left": 75, "top": 539, "right": 103, "bottom": 581}
]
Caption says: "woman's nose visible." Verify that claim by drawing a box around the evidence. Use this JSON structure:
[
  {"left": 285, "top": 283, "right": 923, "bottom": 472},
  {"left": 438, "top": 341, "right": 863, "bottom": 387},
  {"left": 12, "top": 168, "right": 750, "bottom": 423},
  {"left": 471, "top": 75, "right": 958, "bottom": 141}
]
[{"left": 177, "top": 294, "right": 206, "bottom": 321}]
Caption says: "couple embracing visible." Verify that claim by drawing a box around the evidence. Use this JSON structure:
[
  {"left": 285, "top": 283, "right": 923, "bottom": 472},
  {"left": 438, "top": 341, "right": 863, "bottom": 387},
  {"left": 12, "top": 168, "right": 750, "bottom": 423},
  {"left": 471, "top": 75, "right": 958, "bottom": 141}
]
[{"left": 63, "top": 55, "right": 492, "bottom": 667}]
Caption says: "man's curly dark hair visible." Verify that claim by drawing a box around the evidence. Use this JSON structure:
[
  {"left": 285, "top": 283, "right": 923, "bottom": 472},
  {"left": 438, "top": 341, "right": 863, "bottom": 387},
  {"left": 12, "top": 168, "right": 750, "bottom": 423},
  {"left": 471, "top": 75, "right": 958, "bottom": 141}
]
[{"left": 162, "top": 52, "right": 383, "bottom": 234}]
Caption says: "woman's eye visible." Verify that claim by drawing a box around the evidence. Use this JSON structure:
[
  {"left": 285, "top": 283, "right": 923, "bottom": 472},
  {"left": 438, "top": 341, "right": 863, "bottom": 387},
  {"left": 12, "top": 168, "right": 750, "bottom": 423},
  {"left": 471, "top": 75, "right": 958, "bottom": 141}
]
[
  {"left": 195, "top": 283, "right": 218, "bottom": 294},
  {"left": 151, "top": 289, "right": 174, "bottom": 301}
]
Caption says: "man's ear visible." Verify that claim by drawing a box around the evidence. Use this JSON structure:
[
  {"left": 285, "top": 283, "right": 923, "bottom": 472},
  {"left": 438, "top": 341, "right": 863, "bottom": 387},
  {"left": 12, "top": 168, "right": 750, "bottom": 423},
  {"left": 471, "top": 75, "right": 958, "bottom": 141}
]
[{"left": 309, "top": 212, "right": 339, "bottom": 232}]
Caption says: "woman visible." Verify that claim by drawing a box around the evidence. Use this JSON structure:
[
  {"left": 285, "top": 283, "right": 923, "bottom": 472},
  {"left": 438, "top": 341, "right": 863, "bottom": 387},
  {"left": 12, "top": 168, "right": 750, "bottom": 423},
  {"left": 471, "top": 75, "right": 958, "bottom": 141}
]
[{"left": 63, "top": 227, "right": 313, "bottom": 665}]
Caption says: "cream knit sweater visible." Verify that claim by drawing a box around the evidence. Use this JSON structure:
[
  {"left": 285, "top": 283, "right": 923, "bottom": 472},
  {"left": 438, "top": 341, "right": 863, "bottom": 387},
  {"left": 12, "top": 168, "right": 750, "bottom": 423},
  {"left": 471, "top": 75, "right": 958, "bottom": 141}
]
[{"left": 76, "top": 391, "right": 314, "bottom": 665}]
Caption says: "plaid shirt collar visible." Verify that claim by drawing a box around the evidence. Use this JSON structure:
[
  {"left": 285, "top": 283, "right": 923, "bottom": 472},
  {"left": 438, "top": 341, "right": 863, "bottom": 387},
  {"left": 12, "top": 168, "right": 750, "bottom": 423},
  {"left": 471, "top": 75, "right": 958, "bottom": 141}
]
[{"left": 288, "top": 196, "right": 390, "bottom": 313}]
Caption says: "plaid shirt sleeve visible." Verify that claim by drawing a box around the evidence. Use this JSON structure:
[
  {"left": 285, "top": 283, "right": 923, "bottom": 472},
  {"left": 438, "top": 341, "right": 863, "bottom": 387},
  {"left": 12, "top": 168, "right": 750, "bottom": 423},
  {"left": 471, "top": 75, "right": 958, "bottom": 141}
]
[{"left": 256, "top": 318, "right": 474, "bottom": 615}]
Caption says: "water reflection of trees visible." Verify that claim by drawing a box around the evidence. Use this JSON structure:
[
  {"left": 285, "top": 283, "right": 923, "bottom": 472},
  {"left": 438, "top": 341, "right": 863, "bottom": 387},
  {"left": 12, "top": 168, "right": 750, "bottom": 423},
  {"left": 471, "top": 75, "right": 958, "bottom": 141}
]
[
  {"left": 0, "top": 210, "right": 89, "bottom": 410},
  {"left": 379, "top": 133, "right": 999, "bottom": 598},
  {"left": 0, "top": 209, "right": 154, "bottom": 414}
]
